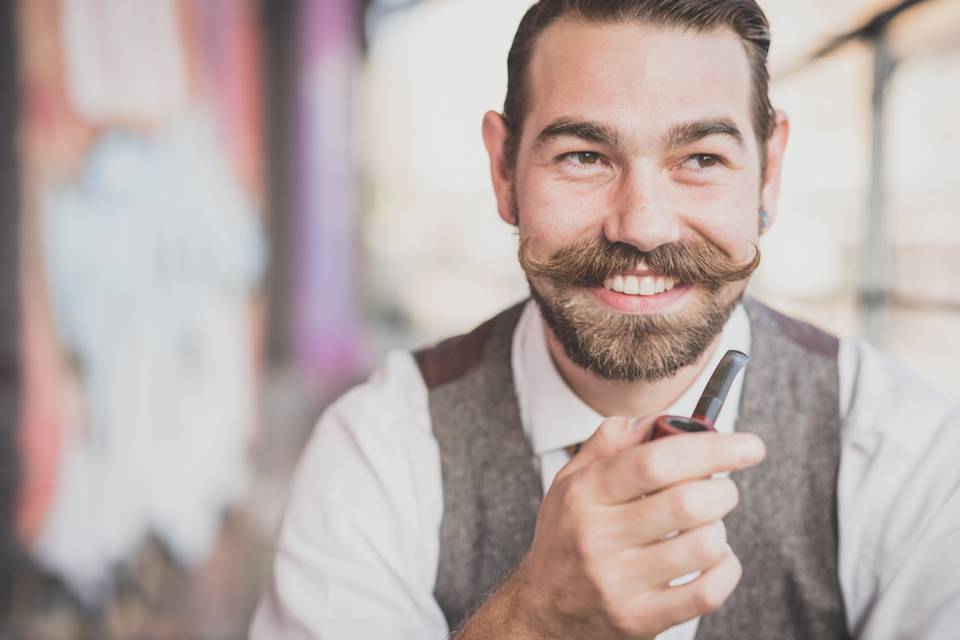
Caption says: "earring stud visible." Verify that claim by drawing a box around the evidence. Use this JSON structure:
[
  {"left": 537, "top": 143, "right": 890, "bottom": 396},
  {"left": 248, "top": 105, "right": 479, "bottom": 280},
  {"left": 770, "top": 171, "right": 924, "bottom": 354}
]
[{"left": 759, "top": 209, "right": 770, "bottom": 233}]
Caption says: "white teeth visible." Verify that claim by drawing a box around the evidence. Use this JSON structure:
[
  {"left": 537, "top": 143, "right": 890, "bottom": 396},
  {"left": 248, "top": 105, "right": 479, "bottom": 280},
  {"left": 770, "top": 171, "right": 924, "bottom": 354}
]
[
  {"left": 638, "top": 277, "right": 656, "bottom": 295},
  {"left": 604, "top": 273, "right": 679, "bottom": 296}
]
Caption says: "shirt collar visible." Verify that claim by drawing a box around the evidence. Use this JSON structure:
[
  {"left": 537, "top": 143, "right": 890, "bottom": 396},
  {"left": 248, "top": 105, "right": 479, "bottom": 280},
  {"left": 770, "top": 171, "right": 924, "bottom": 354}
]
[{"left": 511, "top": 299, "right": 752, "bottom": 456}]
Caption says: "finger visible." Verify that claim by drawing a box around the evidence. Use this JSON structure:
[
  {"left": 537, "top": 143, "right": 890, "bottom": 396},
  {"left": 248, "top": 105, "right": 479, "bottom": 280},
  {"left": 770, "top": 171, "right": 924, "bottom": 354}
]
[
  {"left": 609, "top": 478, "right": 739, "bottom": 545},
  {"left": 630, "top": 521, "right": 729, "bottom": 591},
  {"left": 556, "top": 415, "right": 655, "bottom": 480},
  {"left": 650, "top": 549, "right": 743, "bottom": 629},
  {"left": 591, "top": 431, "right": 765, "bottom": 504}
]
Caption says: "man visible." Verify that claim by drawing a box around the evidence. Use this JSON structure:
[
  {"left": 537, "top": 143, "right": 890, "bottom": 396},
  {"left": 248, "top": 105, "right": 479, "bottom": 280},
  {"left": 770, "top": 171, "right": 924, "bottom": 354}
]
[{"left": 252, "top": 1, "right": 960, "bottom": 638}]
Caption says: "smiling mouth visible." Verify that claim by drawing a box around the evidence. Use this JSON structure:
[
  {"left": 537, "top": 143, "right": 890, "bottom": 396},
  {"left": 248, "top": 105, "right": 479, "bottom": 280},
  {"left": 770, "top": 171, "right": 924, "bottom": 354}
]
[{"left": 601, "top": 260, "right": 681, "bottom": 296}]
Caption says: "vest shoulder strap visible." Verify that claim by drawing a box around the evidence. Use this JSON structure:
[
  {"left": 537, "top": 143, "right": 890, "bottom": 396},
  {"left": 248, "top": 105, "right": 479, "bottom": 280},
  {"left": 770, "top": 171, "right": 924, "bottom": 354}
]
[{"left": 415, "top": 301, "right": 539, "bottom": 631}]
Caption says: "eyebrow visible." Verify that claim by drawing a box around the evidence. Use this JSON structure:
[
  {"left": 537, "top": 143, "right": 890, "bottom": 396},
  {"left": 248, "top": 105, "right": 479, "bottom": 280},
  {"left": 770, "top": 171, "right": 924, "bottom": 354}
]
[
  {"left": 533, "top": 116, "right": 745, "bottom": 156},
  {"left": 663, "top": 117, "right": 744, "bottom": 151},
  {"left": 534, "top": 118, "right": 622, "bottom": 152}
]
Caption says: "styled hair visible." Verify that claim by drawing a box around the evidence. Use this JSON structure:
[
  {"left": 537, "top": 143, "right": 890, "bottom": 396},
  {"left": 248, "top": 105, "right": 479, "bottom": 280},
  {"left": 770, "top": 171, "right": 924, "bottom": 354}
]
[{"left": 502, "top": 0, "right": 775, "bottom": 172}]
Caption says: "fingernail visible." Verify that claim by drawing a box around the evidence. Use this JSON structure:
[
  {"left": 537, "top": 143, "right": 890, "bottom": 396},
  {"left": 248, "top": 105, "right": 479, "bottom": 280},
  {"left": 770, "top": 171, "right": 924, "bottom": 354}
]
[{"left": 732, "top": 434, "right": 764, "bottom": 464}]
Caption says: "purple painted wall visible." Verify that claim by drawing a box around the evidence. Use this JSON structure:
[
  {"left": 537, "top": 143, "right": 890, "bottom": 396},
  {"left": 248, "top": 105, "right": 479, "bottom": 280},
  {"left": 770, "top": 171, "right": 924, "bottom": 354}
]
[{"left": 294, "top": 0, "right": 364, "bottom": 381}]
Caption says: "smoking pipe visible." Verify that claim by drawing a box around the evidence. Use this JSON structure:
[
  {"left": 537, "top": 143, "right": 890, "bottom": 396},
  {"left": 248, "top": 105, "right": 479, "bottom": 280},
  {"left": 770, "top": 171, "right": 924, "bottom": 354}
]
[{"left": 645, "top": 349, "right": 750, "bottom": 441}]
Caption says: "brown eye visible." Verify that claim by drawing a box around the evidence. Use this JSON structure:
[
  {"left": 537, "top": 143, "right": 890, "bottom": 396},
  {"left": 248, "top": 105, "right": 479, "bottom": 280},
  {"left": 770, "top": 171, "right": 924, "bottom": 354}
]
[
  {"left": 682, "top": 154, "right": 722, "bottom": 170},
  {"left": 696, "top": 155, "right": 718, "bottom": 167},
  {"left": 576, "top": 152, "right": 600, "bottom": 165},
  {"left": 558, "top": 151, "right": 607, "bottom": 172}
]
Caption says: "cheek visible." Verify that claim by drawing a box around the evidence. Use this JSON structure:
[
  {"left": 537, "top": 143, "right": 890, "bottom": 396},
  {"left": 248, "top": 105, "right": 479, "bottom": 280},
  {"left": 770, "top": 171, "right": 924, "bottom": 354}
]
[
  {"left": 516, "top": 175, "right": 609, "bottom": 251},
  {"left": 677, "top": 186, "right": 760, "bottom": 260}
]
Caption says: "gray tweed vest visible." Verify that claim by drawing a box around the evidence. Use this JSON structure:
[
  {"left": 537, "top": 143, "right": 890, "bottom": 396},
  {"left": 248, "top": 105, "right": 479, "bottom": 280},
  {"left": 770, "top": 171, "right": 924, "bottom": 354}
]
[{"left": 414, "top": 298, "right": 850, "bottom": 638}]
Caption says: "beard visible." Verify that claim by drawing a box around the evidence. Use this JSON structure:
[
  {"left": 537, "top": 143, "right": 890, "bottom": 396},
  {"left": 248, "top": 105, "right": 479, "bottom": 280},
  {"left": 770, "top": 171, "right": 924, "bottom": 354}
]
[{"left": 518, "top": 236, "right": 760, "bottom": 382}]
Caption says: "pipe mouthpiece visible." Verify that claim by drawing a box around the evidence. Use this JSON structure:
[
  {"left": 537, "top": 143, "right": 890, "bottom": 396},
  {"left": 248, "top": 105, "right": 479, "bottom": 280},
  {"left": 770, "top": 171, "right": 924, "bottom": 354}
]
[{"left": 692, "top": 349, "right": 750, "bottom": 426}]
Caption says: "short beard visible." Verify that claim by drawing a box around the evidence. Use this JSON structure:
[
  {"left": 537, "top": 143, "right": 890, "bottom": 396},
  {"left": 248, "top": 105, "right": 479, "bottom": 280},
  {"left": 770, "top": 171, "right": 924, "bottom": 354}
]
[{"left": 519, "top": 237, "right": 760, "bottom": 382}]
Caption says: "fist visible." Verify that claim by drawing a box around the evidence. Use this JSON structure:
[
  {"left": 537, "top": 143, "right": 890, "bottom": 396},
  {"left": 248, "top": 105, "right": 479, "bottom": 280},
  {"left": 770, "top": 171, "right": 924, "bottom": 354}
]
[{"left": 515, "top": 416, "right": 766, "bottom": 639}]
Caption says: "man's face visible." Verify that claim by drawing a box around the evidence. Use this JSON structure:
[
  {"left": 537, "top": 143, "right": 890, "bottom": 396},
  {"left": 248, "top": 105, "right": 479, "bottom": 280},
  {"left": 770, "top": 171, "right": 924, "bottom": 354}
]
[{"left": 492, "top": 19, "right": 782, "bottom": 381}]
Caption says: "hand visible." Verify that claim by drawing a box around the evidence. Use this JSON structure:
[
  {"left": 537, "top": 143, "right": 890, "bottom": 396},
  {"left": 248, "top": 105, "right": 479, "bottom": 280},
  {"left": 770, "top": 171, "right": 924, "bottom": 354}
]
[{"left": 485, "top": 416, "right": 766, "bottom": 639}]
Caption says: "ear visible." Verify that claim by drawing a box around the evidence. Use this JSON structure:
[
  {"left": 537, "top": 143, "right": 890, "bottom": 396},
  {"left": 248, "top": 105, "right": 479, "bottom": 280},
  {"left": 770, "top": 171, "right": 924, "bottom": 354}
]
[
  {"left": 481, "top": 110, "right": 518, "bottom": 226},
  {"left": 759, "top": 109, "right": 790, "bottom": 234}
]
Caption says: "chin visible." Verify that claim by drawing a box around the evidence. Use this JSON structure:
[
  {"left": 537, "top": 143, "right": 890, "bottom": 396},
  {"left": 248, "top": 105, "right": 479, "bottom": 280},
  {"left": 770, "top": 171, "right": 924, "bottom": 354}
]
[{"left": 530, "top": 280, "right": 746, "bottom": 382}]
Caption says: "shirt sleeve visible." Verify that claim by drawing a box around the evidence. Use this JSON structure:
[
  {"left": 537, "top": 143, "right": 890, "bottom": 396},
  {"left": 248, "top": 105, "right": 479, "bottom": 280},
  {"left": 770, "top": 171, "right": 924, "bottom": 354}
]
[
  {"left": 837, "top": 338, "right": 960, "bottom": 639},
  {"left": 249, "top": 351, "right": 450, "bottom": 640}
]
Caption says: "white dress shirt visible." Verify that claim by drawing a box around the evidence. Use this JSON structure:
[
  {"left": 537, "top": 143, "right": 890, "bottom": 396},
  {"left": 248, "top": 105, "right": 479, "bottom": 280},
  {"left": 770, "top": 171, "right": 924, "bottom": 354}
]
[{"left": 251, "top": 300, "right": 960, "bottom": 639}]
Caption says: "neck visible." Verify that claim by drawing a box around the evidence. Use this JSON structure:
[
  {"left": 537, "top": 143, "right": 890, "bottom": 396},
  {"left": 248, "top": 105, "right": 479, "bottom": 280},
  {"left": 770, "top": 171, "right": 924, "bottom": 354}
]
[{"left": 542, "top": 321, "right": 723, "bottom": 420}]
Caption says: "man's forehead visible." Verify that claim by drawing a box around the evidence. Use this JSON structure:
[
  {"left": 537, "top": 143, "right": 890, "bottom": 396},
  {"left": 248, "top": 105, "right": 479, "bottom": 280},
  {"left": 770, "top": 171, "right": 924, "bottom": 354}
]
[{"left": 525, "top": 18, "right": 754, "bottom": 143}]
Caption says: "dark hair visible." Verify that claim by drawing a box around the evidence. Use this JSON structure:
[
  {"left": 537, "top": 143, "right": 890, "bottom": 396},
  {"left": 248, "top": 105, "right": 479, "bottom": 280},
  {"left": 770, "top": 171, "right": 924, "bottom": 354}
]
[{"left": 503, "top": 0, "right": 775, "bottom": 172}]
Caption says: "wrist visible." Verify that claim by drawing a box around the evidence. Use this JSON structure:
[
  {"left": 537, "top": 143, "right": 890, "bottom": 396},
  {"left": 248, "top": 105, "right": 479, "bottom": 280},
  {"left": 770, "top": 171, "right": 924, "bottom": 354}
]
[{"left": 456, "top": 557, "right": 554, "bottom": 639}]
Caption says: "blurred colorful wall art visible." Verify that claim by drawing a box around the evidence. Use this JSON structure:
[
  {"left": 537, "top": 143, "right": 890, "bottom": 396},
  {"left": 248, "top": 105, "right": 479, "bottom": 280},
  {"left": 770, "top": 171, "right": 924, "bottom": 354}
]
[{"left": 15, "top": 0, "right": 266, "bottom": 605}]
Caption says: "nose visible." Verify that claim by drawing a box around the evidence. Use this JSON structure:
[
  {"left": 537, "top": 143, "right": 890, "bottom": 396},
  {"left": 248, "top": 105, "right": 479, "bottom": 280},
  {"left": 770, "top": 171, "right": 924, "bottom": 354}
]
[{"left": 602, "top": 167, "right": 680, "bottom": 252}]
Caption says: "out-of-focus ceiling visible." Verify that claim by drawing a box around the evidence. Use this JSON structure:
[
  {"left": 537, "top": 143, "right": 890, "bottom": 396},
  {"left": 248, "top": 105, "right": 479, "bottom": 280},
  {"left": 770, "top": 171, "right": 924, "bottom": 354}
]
[{"left": 767, "top": 0, "right": 960, "bottom": 75}]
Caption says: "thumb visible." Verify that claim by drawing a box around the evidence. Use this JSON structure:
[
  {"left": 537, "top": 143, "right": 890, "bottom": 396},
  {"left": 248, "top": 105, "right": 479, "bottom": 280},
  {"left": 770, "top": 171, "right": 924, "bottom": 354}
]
[{"left": 559, "top": 414, "right": 656, "bottom": 477}]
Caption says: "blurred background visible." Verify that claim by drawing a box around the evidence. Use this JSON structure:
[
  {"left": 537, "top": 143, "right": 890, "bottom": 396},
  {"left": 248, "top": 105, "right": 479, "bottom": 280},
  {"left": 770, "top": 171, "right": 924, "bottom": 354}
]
[{"left": 0, "top": 0, "right": 958, "bottom": 637}]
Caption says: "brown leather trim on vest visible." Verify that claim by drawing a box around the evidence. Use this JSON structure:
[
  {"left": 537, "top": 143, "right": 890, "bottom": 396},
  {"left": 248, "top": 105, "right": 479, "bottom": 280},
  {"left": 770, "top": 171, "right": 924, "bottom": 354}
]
[
  {"left": 414, "top": 301, "right": 539, "bottom": 631},
  {"left": 763, "top": 303, "right": 840, "bottom": 358},
  {"left": 414, "top": 310, "right": 505, "bottom": 391}
]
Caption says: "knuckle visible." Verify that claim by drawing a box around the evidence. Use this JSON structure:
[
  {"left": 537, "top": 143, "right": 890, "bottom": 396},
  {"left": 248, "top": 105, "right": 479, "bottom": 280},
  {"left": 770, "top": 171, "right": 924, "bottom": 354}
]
[
  {"left": 598, "top": 415, "right": 625, "bottom": 436},
  {"left": 694, "top": 555, "right": 742, "bottom": 615},
  {"left": 729, "top": 551, "right": 744, "bottom": 583},
  {"left": 597, "top": 576, "right": 638, "bottom": 634},
  {"left": 706, "top": 479, "right": 740, "bottom": 521},
  {"left": 637, "top": 448, "right": 671, "bottom": 488},
  {"left": 732, "top": 553, "right": 744, "bottom": 583},
  {"left": 670, "top": 484, "right": 701, "bottom": 522},
  {"left": 711, "top": 477, "right": 739, "bottom": 511},
  {"left": 559, "top": 475, "right": 588, "bottom": 512},
  {"left": 593, "top": 571, "right": 617, "bottom": 604},
  {"left": 600, "top": 415, "right": 630, "bottom": 431},
  {"left": 571, "top": 520, "right": 604, "bottom": 563},
  {"left": 607, "top": 605, "right": 639, "bottom": 635},
  {"left": 712, "top": 436, "right": 739, "bottom": 468},
  {"left": 723, "top": 478, "right": 741, "bottom": 507},
  {"left": 692, "top": 524, "right": 727, "bottom": 564},
  {"left": 596, "top": 416, "right": 630, "bottom": 446},
  {"left": 693, "top": 576, "right": 729, "bottom": 614}
]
